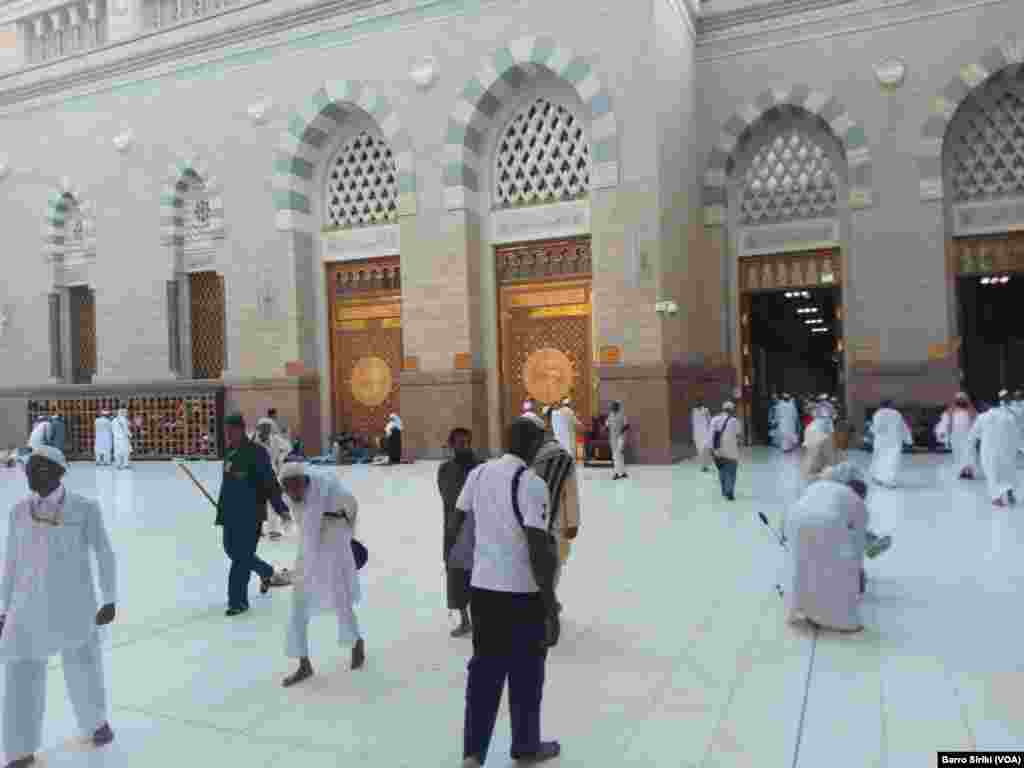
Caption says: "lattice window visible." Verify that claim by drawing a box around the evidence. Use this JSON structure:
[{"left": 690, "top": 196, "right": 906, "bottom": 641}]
[
  {"left": 325, "top": 132, "right": 398, "bottom": 229},
  {"left": 950, "top": 87, "right": 1024, "bottom": 203},
  {"left": 740, "top": 131, "right": 838, "bottom": 225},
  {"left": 69, "top": 286, "right": 97, "bottom": 384},
  {"left": 189, "top": 272, "right": 225, "bottom": 379},
  {"left": 495, "top": 98, "right": 591, "bottom": 209}
]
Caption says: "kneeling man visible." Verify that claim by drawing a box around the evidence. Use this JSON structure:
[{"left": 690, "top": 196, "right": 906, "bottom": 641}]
[
  {"left": 1, "top": 448, "right": 117, "bottom": 768},
  {"left": 278, "top": 462, "right": 365, "bottom": 686}
]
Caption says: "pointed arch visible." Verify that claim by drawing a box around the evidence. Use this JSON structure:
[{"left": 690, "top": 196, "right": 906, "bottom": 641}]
[
  {"left": 443, "top": 35, "right": 620, "bottom": 210},
  {"left": 702, "top": 85, "right": 873, "bottom": 225},
  {"left": 272, "top": 80, "right": 416, "bottom": 233},
  {"left": 44, "top": 178, "right": 95, "bottom": 258},
  {"left": 917, "top": 36, "right": 1024, "bottom": 200},
  {"left": 160, "top": 155, "right": 225, "bottom": 247}
]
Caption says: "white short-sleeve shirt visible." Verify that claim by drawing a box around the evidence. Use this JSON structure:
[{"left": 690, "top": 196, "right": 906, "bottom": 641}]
[{"left": 456, "top": 454, "right": 550, "bottom": 593}]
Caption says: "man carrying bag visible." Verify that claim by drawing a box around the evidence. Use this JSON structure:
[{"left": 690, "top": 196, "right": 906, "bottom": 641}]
[
  {"left": 710, "top": 401, "right": 742, "bottom": 501},
  {"left": 455, "top": 417, "right": 562, "bottom": 767}
]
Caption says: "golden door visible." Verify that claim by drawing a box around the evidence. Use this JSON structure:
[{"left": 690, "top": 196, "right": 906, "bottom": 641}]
[
  {"left": 327, "top": 258, "right": 402, "bottom": 440},
  {"left": 497, "top": 237, "right": 593, "bottom": 435}
]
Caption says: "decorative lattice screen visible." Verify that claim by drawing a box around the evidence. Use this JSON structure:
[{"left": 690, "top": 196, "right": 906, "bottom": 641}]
[
  {"left": 69, "top": 286, "right": 97, "bottom": 384},
  {"left": 184, "top": 179, "right": 212, "bottom": 243},
  {"left": 495, "top": 98, "right": 591, "bottom": 209},
  {"left": 950, "top": 87, "right": 1024, "bottom": 203},
  {"left": 189, "top": 272, "right": 225, "bottom": 379},
  {"left": 325, "top": 132, "right": 398, "bottom": 229},
  {"left": 740, "top": 131, "right": 838, "bottom": 225}
]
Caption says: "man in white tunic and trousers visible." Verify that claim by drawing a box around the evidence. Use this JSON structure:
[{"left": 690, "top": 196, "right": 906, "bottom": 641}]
[
  {"left": 1, "top": 447, "right": 117, "bottom": 768},
  {"left": 969, "top": 391, "right": 1020, "bottom": 507},
  {"left": 278, "top": 462, "right": 365, "bottom": 686},
  {"left": 869, "top": 400, "right": 913, "bottom": 488},
  {"left": 605, "top": 401, "right": 630, "bottom": 480},
  {"left": 935, "top": 393, "right": 977, "bottom": 479},
  {"left": 112, "top": 409, "right": 132, "bottom": 469},
  {"left": 550, "top": 398, "right": 581, "bottom": 459},
  {"left": 691, "top": 400, "right": 712, "bottom": 471},
  {"left": 94, "top": 411, "right": 113, "bottom": 466}
]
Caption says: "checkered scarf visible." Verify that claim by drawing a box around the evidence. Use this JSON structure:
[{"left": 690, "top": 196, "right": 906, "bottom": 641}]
[{"left": 532, "top": 437, "right": 575, "bottom": 533}]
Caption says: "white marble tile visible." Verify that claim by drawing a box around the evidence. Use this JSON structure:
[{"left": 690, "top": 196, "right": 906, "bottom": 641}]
[{"left": 0, "top": 449, "right": 1020, "bottom": 767}]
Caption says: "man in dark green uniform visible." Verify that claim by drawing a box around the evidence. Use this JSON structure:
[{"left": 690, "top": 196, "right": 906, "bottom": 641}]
[{"left": 216, "top": 413, "right": 291, "bottom": 616}]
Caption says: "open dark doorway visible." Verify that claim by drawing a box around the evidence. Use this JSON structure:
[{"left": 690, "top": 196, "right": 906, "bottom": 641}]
[
  {"left": 958, "top": 272, "right": 1024, "bottom": 403},
  {"left": 748, "top": 287, "right": 841, "bottom": 444}
]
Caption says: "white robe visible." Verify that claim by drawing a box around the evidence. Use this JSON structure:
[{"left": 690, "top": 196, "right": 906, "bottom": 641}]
[
  {"left": 813, "top": 402, "right": 836, "bottom": 434},
  {"left": 783, "top": 480, "right": 867, "bottom": 631},
  {"left": 869, "top": 408, "right": 912, "bottom": 486},
  {"left": 935, "top": 408, "right": 976, "bottom": 475},
  {"left": 285, "top": 470, "right": 361, "bottom": 656},
  {"left": 691, "top": 407, "right": 711, "bottom": 463},
  {"left": 94, "top": 417, "right": 113, "bottom": 462},
  {"left": 112, "top": 416, "right": 132, "bottom": 463},
  {"left": 551, "top": 406, "right": 580, "bottom": 458},
  {"left": 778, "top": 400, "right": 801, "bottom": 452},
  {"left": 969, "top": 407, "right": 1020, "bottom": 502},
  {"left": 1, "top": 488, "right": 118, "bottom": 660},
  {"left": 27, "top": 422, "right": 49, "bottom": 450}
]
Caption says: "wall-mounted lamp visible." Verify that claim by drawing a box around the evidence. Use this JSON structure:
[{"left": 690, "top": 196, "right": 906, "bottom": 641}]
[
  {"left": 410, "top": 57, "right": 439, "bottom": 90},
  {"left": 0, "top": 160, "right": 9, "bottom": 180},
  {"left": 248, "top": 98, "right": 272, "bottom": 126},
  {"left": 113, "top": 130, "right": 134, "bottom": 153},
  {"left": 655, "top": 300, "right": 679, "bottom": 316},
  {"left": 0, "top": 305, "right": 11, "bottom": 338}
]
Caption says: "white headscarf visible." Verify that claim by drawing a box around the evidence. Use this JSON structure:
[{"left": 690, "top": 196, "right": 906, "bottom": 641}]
[{"left": 31, "top": 445, "right": 68, "bottom": 470}]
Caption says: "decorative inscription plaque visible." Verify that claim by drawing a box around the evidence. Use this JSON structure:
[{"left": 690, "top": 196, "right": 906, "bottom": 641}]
[
  {"left": 351, "top": 356, "right": 393, "bottom": 407},
  {"left": 524, "top": 348, "right": 575, "bottom": 403}
]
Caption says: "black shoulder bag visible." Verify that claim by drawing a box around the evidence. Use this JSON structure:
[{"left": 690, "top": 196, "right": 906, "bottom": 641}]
[{"left": 511, "top": 467, "right": 560, "bottom": 649}]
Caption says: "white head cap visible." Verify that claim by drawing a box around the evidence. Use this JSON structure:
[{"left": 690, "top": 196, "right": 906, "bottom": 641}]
[
  {"left": 279, "top": 461, "right": 308, "bottom": 483},
  {"left": 723, "top": 401, "right": 736, "bottom": 411},
  {"left": 818, "top": 394, "right": 829, "bottom": 401},
  {"left": 998, "top": 389, "right": 1010, "bottom": 400},
  {"left": 256, "top": 417, "right": 275, "bottom": 428},
  {"left": 31, "top": 446, "right": 68, "bottom": 470},
  {"left": 522, "top": 400, "right": 534, "bottom": 412},
  {"left": 521, "top": 412, "right": 546, "bottom": 430},
  {"left": 561, "top": 397, "right": 571, "bottom": 406}
]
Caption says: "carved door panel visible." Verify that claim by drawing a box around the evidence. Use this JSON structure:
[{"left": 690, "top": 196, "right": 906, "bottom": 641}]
[
  {"left": 327, "top": 258, "right": 402, "bottom": 443},
  {"left": 69, "top": 285, "right": 97, "bottom": 385},
  {"left": 189, "top": 271, "right": 225, "bottom": 379}
]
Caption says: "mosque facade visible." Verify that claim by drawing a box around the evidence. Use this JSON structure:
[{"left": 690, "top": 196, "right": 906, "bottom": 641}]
[{"left": 0, "top": 0, "right": 1020, "bottom": 462}]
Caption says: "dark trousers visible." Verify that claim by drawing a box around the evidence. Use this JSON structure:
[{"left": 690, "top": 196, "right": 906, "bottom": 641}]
[
  {"left": 716, "top": 458, "right": 738, "bottom": 498},
  {"left": 222, "top": 520, "right": 274, "bottom": 608},
  {"left": 463, "top": 588, "right": 548, "bottom": 762}
]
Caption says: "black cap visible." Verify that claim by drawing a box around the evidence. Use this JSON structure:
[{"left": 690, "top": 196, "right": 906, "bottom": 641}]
[{"left": 224, "top": 412, "right": 245, "bottom": 427}]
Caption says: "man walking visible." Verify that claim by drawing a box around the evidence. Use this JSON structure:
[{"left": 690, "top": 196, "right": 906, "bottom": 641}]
[
  {"left": 968, "top": 391, "right": 1020, "bottom": 507},
  {"left": 1, "top": 447, "right": 117, "bottom": 768},
  {"left": 550, "top": 398, "right": 582, "bottom": 458},
  {"left": 439, "top": 428, "right": 481, "bottom": 638},
  {"left": 252, "top": 418, "right": 292, "bottom": 541},
  {"left": 710, "top": 401, "right": 742, "bottom": 501},
  {"left": 94, "top": 410, "right": 113, "bottom": 466},
  {"left": 278, "top": 462, "right": 365, "bottom": 686},
  {"left": 216, "top": 413, "right": 290, "bottom": 616},
  {"left": 691, "top": 400, "right": 712, "bottom": 471},
  {"left": 112, "top": 409, "right": 132, "bottom": 470},
  {"left": 456, "top": 417, "right": 561, "bottom": 767},
  {"left": 605, "top": 401, "right": 630, "bottom": 480}
]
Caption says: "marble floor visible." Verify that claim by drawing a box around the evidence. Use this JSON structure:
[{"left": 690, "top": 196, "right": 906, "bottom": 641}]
[{"left": 0, "top": 448, "right": 1022, "bottom": 767}]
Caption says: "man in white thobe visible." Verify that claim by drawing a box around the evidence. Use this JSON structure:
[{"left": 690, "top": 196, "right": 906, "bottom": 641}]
[
  {"left": 784, "top": 463, "right": 875, "bottom": 633},
  {"left": 252, "top": 418, "right": 293, "bottom": 541},
  {"left": 605, "top": 401, "right": 630, "bottom": 480},
  {"left": 869, "top": 400, "right": 913, "bottom": 488},
  {"left": 112, "top": 409, "right": 132, "bottom": 469},
  {"left": 94, "top": 411, "right": 113, "bottom": 466},
  {"left": 26, "top": 419, "right": 49, "bottom": 452},
  {"left": 778, "top": 395, "right": 801, "bottom": 453},
  {"left": 1011, "top": 390, "right": 1024, "bottom": 456},
  {"left": 935, "top": 393, "right": 977, "bottom": 479},
  {"left": 968, "top": 391, "right": 1020, "bottom": 507},
  {"left": 812, "top": 394, "right": 836, "bottom": 435},
  {"left": 278, "top": 462, "right": 364, "bottom": 687},
  {"left": 691, "top": 401, "right": 712, "bottom": 472},
  {"left": 551, "top": 398, "right": 581, "bottom": 459},
  {"left": 1, "top": 447, "right": 117, "bottom": 768}
]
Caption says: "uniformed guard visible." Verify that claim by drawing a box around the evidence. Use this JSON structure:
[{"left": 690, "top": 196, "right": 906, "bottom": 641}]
[{"left": 216, "top": 413, "right": 291, "bottom": 616}]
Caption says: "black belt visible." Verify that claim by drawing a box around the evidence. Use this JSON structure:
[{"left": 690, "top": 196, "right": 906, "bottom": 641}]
[{"left": 324, "top": 512, "right": 347, "bottom": 520}]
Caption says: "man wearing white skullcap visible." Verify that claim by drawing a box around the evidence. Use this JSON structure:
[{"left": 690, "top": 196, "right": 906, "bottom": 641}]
[
  {"left": 252, "top": 418, "right": 293, "bottom": 540},
  {"left": 112, "top": 408, "right": 132, "bottom": 470},
  {"left": 935, "top": 393, "right": 978, "bottom": 479},
  {"left": 278, "top": 461, "right": 364, "bottom": 686},
  {"left": 1, "top": 448, "right": 118, "bottom": 767},
  {"left": 968, "top": 390, "right": 1020, "bottom": 506}
]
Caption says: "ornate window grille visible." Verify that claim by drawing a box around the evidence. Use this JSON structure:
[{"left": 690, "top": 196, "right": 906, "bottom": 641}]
[
  {"left": 740, "top": 130, "right": 838, "bottom": 225},
  {"left": 189, "top": 271, "right": 225, "bottom": 379},
  {"left": 69, "top": 285, "right": 97, "bottom": 384},
  {"left": 494, "top": 98, "right": 591, "bottom": 209},
  {"left": 325, "top": 132, "right": 398, "bottom": 230},
  {"left": 949, "top": 85, "right": 1024, "bottom": 203}
]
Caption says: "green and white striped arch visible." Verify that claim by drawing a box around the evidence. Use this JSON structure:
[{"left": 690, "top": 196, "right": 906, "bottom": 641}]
[
  {"left": 703, "top": 85, "right": 874, "bottom": 226},
  {"left": 44, "top": 179, "right": 94, "bottom": 257},
  {"left": 160, "top": 155, "right": 224, "bottom": 247},
  {"left": 443, "top": 36, "right": 619, "bottom": 211},
  {"left": 273, "top": 80, "right": 416, "bottom": 233},
  {"left": 918, "top": 36, "right": 1023, "bottom": 201}
]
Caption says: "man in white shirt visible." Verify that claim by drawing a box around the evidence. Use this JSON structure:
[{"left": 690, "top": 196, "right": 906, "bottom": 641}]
[
  {"left": 550, "top": 398, "right": 582, "bottom": 459},
  {"left": 26, "top": 418, "right": 50, "bottom": 452},
  {"left": 1, "top": 447, "right": 118, "bottom": 768},
  {"left": 456, "top": 417, "right": 561, "bottom": 767},
  {"left": 709, "top": 401, "right": 742, "bottom": 501},
  {"left": 691, "top": 400, "right": 712, "bottom": 471},
  {"left": 94, "top": 411, "right": 113, "bottom": 466}
]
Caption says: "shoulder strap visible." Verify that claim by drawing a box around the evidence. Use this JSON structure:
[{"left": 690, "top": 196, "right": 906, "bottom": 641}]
[{"left": 511, "top": 466, "right": 527, "bottom": 529}]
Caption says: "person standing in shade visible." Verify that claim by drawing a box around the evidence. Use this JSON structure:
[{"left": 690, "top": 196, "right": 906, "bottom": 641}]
[
  {"left": 710, "top": 401, "right": 742, "bottom": 501},
  {"left": 439, "top": 428, "right": 481, "bottom": 638},
  {"left": 216, "top": 413, "right": 291, "bottom": 616},
  {"left": 605, "top": 401, "right": 630, "bottom": 480},
  {"left": 385, "top": 414, "right": 403, "bottom": 465},
  {"left": 112, "top": 409, "right": 132, "bottom": 470},
  {"left": 1, "top": 447, "right": 117, "bottom": 768},
  {"left": 968, "top": 390, "right": 1020, "bottom": 507},
  {"left": 869, "top": 400, "right": 913, "bottom": 488},
  {"left": 94, "top": 411, "right": 113, "bottom": 466},
  {"left": 278, "top": 461, "right": 364, "bottom": 687},
  {"left": 457, "top": 417, "right": 561, "bottom": 767},
  {"left": 691, "top": 400, "right": 712, "bottom": 472}
]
